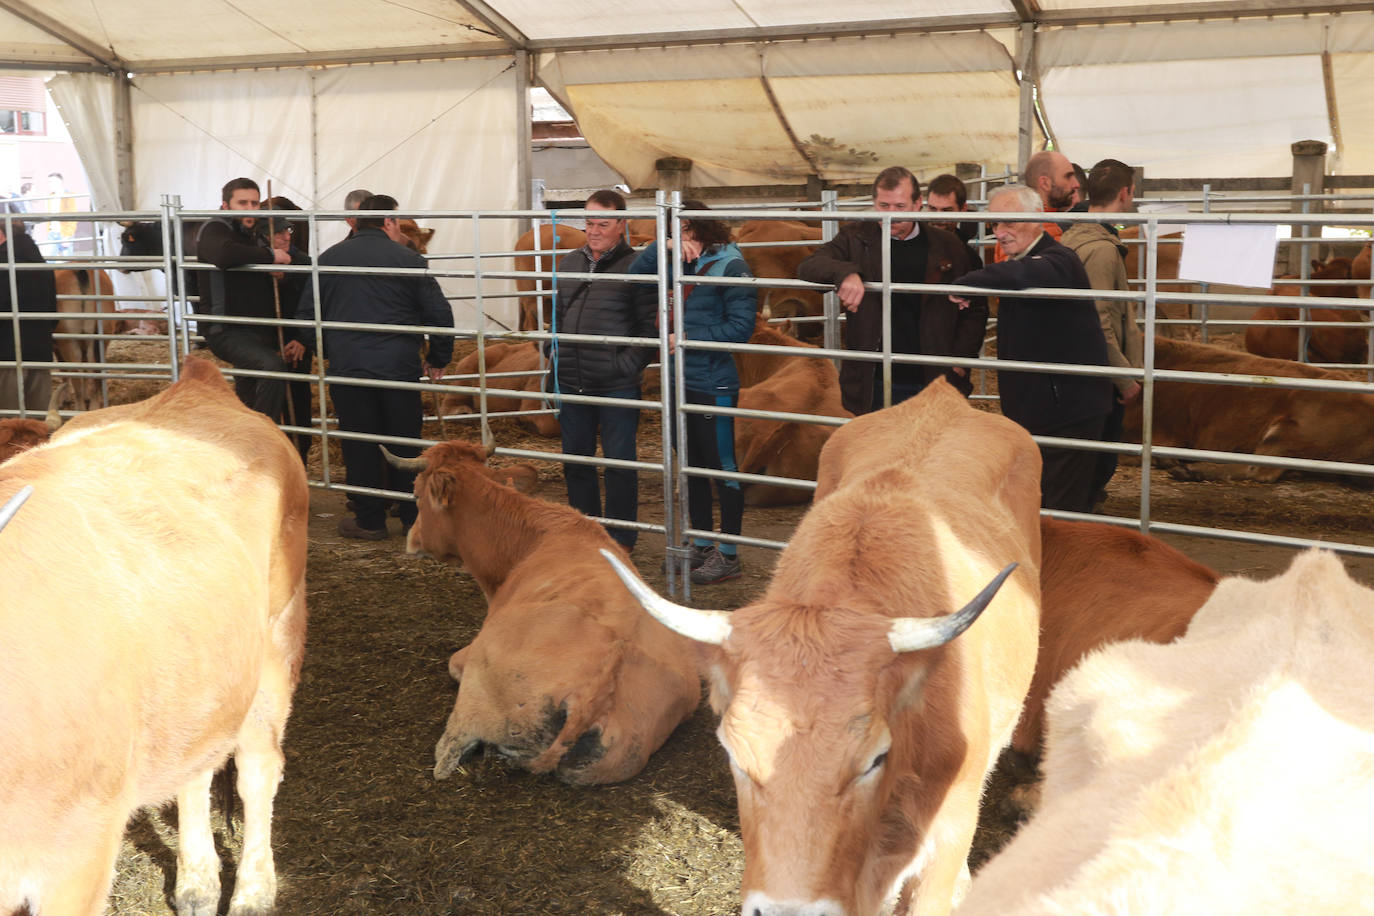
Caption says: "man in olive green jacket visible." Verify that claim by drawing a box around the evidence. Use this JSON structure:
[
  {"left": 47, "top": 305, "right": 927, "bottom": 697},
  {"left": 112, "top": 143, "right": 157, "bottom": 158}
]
[{"left": 1062, "top": 159, "right": 1143, "bottom": 402}]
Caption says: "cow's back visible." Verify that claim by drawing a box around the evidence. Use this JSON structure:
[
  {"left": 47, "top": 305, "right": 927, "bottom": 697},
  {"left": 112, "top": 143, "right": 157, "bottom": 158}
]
[
  {"left": 1123, "top": 336, "right": 1352, "bottom": 451},
  {"left": 962, "top": 550, "right": 1374, "bottom": 915},
  {"left": 0, "top": 359, "right": 307, "bottom": 900}
]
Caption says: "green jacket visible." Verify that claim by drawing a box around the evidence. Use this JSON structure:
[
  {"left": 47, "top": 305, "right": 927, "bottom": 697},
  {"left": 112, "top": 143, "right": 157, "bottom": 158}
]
[{"left": 1062, "top": 220, "right": 1143, "bottom": 395}]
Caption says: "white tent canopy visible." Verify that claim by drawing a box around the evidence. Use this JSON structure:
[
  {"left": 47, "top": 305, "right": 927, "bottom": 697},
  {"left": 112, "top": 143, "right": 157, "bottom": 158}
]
[{"left": 2, "top": 1, "right": 1369, "bottom": 191}]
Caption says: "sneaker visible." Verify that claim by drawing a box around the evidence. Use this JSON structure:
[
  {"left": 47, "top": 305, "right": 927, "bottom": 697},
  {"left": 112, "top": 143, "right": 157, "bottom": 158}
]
[
  {"left": 663, "top": 543, "right": 712, "bottom": 573},
  {"left": 690, "top": 548, "right": 741, "bottom": 586},
  {"left": 338, "top": 517, "right": 389, "bottom": 541}
]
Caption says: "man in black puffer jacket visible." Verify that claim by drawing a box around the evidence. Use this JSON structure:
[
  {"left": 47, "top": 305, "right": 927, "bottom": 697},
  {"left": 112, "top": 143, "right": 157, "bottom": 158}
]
[
  {"left": 549, "top": 189, "right": 657, "bottom": 551},
  {"left": 950, "top": 184, "right": 1113, "bottom": 514}
]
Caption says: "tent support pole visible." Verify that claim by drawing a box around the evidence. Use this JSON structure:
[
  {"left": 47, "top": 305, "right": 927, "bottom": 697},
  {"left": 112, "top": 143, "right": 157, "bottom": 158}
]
[{"left": 113, "top": 69, "right": 134, "bottom": 208}]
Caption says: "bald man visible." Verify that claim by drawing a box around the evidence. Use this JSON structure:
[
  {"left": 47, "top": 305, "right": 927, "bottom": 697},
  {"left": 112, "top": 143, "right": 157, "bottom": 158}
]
[{"left": 993, "top": 150, "right": 1082, "bottom": 262}]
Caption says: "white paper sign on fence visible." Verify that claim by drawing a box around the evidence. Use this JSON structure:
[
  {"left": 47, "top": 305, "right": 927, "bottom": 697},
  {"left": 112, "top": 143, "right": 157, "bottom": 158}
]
[{"left": 1177, "top": 223, "right": 1279, "bottom": 289}]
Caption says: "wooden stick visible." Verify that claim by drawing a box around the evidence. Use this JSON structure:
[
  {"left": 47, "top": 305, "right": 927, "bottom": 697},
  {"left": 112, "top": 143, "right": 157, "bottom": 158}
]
[{"left": 265, "top": 181, "right": 299, "bottom": 436}]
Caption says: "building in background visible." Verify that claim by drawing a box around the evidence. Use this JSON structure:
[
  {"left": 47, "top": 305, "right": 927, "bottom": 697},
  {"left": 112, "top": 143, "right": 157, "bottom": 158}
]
[{"left": 0, "top": 76, "right": 91, "bottom": 254}]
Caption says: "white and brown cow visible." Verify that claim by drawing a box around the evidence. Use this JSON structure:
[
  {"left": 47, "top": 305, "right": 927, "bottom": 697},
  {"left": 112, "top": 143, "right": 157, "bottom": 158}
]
[
  {"left": 0, "top": 357, "right": 308, "bottom": 915},
  {"left": 388, "top": 438, "right": 699, "bottom": 785},
  {"left": 606, "top": 378, "right": 1041, "bottom": 916},
  {"left": 960, "top": 549, "right": 1374, "bottom": 915}
]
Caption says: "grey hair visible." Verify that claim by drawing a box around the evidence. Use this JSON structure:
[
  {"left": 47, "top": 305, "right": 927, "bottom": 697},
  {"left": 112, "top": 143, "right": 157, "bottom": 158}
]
[
  {"left": 987, "top": 184, "right": 1043, "bottom": 213},
  {"left": 343, "top": 188, "right": 373, "bottom": 210}
]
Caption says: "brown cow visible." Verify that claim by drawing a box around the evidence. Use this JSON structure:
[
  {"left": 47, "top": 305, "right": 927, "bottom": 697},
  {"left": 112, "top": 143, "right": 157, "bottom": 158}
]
[
  {"left": 512, "top": 221, "right": 656, "bottom": 331},
  {"left": 605, "top": 378, "right": 1041, "bottom": 916},
  {"left": 1123, "top": 336, "right": 1374, "bottom": 482},
  {"left": 1011, "top": 518, "right": 1219, "bottom": 760},
  {"left": 397, "top": 218, "right": 434, "bottom": 254},
  {"left": 513, "top": 223, "right": 587, "bottom": 332},
  {"left": 735, "top": 219, "right": 824, "bottom": 336},
  {"left": 389, "top": 438, "right": 698, "bottom": 786},
  {"left": 439, "top": 341, "right": 559, "bottom": 438},
  {"left": 0, "top": 357, "right": 307, "bottom": 915},
  {"left": 0, "top": 383, "right": 65, "bottom": 463},
  {"left": 1120, "top": 226, "right": 1192, "bottom": 332},
  {"left": 734, "top": 318, "right": 852, "bottom": 506},
  {"left": 53, "top": 267, "right": 122, "bottom": 410},
  {"left": 1354, "top": 242, "right": 1371, "bottom": 298},
  {"left": 1245, "top": 257, "right": 1368, "bottom": 364}
]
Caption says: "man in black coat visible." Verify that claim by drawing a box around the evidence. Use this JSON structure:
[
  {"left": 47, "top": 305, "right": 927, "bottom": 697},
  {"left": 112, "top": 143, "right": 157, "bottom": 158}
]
[
  {"left": 284, "top": 194, "right": 455, "bottom": 540},
  {"left": 197, "top": 177, "right": 297, "bottom": 421},
  {"left": 549, "top": 189, "right": 656, "bottom": 551},
  {"left": 798, "top": 166, "right": 985, "bottom": 415},
  {"left": 0, "top": 221, "right": 57, "bottom": 413},
  {"left": 950, "top": 184, "right": 1114, "bottom": 514}
]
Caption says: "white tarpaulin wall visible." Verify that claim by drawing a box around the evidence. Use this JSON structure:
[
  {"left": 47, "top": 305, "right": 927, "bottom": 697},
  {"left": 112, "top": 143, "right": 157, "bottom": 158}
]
[
  {"left": 1037, "top": 12, "right": 1374, "bottom": 178},
  {"left": 538, "top": 32, "right": 1029, "bottom": 188},
  {"left": 118, "top": 58, "right": 521, "bottom": 330}
]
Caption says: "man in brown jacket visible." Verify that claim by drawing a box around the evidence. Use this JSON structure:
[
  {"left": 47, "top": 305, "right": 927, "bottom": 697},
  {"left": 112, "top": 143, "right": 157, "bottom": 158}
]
[
  {"left": 798, "top": 166, "right": 985, "bottom": 415},
  {"left": 1061, "top": 159, "right": 1142, "bottom": 403}
]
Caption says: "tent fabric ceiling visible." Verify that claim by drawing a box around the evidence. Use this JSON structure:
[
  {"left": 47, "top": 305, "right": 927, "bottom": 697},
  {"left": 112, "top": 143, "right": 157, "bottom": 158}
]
[
  {"left": 538, "top": 33, "right": 1029, "bottom": 187},
  {"left": 2, "top": 1, "right": 1371, "bottom": 183}
]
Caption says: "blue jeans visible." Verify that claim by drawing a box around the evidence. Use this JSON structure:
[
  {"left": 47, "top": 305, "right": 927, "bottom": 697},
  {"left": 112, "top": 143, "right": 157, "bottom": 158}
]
[{"left": 560, "top": 387, "right": 640, "bottom": 549}]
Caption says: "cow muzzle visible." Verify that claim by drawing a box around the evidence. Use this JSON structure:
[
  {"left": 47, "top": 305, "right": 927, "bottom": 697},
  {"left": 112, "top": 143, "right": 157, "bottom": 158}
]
[
  {"left": 434, "top": 734, "right": 484, "bottom": 780},
  {"left": 740, "top": 893, "right": 847, "bottom": 916}
]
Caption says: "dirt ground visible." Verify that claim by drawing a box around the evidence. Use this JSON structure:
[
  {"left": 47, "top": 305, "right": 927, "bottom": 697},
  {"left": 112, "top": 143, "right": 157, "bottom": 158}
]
[{"left": 86, "top": 337, "right": 1374, "bottom": 914}]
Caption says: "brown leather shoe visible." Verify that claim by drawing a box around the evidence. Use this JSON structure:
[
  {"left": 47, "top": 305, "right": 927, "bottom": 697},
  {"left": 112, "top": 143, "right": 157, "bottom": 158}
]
[{"left": 338, "top": 517, "right": 388, "bottom": 541}]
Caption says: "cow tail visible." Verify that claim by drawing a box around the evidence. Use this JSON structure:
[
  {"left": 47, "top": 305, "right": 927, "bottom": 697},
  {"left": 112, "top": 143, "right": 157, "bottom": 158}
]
[{"left": 217, "top": 758, "right": 239, "bottom": 839}]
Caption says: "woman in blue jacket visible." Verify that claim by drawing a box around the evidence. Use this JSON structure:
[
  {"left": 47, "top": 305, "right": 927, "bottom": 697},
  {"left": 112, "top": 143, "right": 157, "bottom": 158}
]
[{"left": 631, "top": 203, "right": 757, "bottom": 585}]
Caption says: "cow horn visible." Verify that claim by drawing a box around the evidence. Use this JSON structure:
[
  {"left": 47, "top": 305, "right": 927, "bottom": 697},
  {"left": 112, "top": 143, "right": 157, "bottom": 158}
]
[
  {"left": 887, "top": 562, "right": 1018, "bottom": 653},
  {"left": 379, "top": 445, "right": 427, "bottom": 472},
  {"left": 0, "top": 485, "right": 34, "bottom": 533},
  {"left": 45, "top": 382, "right": 68, "bottom": 432},
  {"left": 117, "top": 220, "right": 133, "bottom": 227},
  {"left": 600, "top": 548, "right": 733, "bottom": 645}
]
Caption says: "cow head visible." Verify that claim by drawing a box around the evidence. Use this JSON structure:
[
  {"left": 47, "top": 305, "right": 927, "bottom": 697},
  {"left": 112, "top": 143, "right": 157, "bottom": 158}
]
[
  {"left": 381, "top": 438, "right": 498, "bottom": 561},
  {"left": 117, "top": 221, "right": 161, "bottom": 269},
  {"left": 397, "top": 219, "right": 435, "bottom": 255},
  {"left": 603, "top": 550, "right": 1015, "bottom": 915}
]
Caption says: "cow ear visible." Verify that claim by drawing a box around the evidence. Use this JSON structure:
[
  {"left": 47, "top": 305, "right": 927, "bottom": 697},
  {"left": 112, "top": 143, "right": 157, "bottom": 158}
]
[
  {"left": 421, "top": 228, "right": 436, "bottom": 244},
  {"left": 700, "top": 645, "right": 733, "bottom": 713},
  {"left": 1312, "top": 259, "right": 1323, "bottom": 272},
  {"left": 424, "top": 468, "right": 457, "bottom": 509}
]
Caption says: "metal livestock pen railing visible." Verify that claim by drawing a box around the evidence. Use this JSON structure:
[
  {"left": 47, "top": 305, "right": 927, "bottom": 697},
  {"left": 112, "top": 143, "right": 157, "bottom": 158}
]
[{"left": 4, "top": 198, "right": 1374, "bottom": 596}]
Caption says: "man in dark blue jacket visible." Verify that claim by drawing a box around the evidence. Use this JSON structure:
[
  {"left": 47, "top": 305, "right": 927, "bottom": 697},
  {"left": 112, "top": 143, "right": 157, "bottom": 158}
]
[
  {"left": 550, "top": 189, "right": 657, "bottom": 551},
  {"left": 950, "top": 184, "right": 1113, "bottom": 514},
  {"left": 285, "top": 194, "right": 454, "bottom": 540},
  {"left": 0, "top": 221, "right": 56, "bottom": 413}
]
